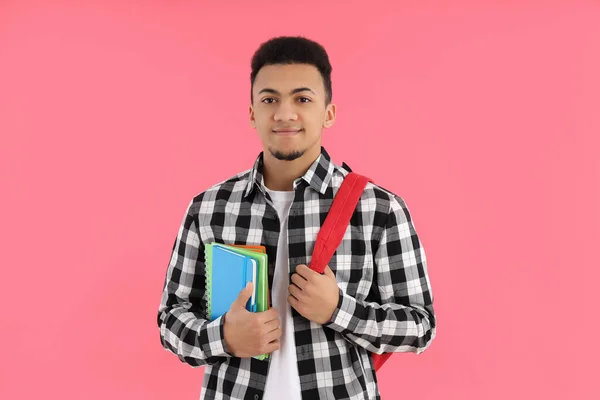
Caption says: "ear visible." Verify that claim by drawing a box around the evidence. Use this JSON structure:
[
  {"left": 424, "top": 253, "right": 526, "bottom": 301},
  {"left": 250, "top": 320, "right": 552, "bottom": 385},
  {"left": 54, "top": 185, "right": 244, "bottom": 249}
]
[
  {"left": 249, "top": 105, "right": 256, "bottom": 129},
  {"left": 323, "top": 103, "right": 336, "bottom": 128}
]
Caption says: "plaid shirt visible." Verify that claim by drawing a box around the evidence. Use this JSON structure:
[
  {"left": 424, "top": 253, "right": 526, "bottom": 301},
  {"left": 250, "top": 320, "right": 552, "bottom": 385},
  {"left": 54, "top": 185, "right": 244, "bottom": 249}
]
[{"left": 157, "top": 147, "right": 436, "bottom": 400}]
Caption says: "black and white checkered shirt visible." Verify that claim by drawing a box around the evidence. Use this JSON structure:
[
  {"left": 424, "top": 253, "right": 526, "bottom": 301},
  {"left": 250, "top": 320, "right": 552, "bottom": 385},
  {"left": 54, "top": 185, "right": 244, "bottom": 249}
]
[{"left": 157, "top": 147, "right": 436, "bottom": 400}]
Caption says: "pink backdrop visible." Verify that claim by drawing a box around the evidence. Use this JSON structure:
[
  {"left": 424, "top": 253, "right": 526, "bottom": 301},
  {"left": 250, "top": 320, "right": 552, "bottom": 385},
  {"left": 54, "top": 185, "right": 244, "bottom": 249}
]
[{"left": 1, "top": 1, "right": 598, "bottom": 399}]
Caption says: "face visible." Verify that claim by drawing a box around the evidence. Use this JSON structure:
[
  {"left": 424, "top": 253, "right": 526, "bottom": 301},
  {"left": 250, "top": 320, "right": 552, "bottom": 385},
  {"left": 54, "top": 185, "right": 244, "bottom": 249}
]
[{"left": 249, "top": 63, "right": 336, "bottom": 162}]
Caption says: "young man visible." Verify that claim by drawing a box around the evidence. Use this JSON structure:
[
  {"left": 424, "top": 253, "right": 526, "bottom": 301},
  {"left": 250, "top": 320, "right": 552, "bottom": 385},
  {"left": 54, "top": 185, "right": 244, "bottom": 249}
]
[{"left": 157, "top": 36, "right": 436, "bottom": 400}]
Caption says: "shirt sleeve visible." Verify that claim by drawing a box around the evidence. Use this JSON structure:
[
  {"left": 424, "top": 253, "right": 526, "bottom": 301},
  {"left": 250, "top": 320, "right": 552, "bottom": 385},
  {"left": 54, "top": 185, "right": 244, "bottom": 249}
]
[
  {"left": 324, "top": 195, "right": 436, "bottom": 354},
  {"left": 157, "top": 200, "right": 234, "bottom": 366}
]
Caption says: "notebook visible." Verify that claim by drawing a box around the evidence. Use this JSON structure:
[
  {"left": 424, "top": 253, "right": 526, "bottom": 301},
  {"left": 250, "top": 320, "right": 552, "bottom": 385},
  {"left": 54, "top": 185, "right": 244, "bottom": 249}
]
[
  {"left": 231, "top": 244, "right": 267, "bottom": 253},
  {"left": 204, "top": 244, "right": 257, "bottom": 321},
  {"left": 206, "top": 243, "right": 270, "bottom": 361},
  {"left": 217, "top": 244, "right": 269, "bottom": 315}
]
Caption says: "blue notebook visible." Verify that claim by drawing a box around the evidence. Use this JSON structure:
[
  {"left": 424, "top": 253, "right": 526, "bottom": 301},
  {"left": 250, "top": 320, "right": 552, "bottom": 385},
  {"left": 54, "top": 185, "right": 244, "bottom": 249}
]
[{"left": 205, "top": 244, "right": 257, "bottom": 320}]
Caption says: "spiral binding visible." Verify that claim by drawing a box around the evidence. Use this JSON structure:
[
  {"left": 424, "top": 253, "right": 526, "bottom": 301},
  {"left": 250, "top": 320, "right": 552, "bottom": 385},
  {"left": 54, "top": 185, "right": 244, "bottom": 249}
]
[{"left": 204, "top": 243, "right": 213, "bottom": 320}]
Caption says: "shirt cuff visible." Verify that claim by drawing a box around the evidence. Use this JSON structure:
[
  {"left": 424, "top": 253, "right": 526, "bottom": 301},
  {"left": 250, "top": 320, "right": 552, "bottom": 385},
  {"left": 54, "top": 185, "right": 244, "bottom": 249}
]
[
  {"left": 202, "top": 314, "right": 235, "bottom": 358},
  {"left": 323, "top": 288, "right": 359, "bottom": 334}
]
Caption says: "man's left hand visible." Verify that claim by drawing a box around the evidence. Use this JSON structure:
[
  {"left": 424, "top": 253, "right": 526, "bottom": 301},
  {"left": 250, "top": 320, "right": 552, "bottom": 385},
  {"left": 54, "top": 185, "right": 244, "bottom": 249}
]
[{"left": 288, "top": 264, "right": 340, "bottom": 325}]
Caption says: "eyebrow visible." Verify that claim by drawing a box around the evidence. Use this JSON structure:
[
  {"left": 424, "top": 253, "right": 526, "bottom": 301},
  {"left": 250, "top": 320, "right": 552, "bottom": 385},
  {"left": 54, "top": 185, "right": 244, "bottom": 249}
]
[{"left": 258, "top": 87, "right": 316, "bottom": 96}]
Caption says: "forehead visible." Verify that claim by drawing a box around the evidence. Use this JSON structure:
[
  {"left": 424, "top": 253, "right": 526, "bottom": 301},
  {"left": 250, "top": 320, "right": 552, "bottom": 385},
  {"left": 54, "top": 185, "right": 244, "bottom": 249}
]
[{"left": 253, "top": 63, "right": 324, "bottom": 95}]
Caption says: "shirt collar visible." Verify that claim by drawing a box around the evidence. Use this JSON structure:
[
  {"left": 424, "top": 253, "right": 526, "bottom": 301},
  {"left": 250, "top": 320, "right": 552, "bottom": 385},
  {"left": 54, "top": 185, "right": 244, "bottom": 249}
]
[{"left": 243, "top": 146, "right": 336, "bottom": 198}]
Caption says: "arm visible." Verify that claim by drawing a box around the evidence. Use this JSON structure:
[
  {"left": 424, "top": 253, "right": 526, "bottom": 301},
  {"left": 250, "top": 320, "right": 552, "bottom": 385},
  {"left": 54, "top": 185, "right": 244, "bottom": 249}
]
[
  {"left": 157, "top": 200, "right": 233, "bottom": 366},
  {"left": 324, "top": 196, "right": 436, "bottom": 354}
]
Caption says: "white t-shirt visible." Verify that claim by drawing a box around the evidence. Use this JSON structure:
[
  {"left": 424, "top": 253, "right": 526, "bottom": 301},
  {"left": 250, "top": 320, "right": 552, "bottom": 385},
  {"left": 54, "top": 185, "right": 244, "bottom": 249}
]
[{"left": 262, "top": 187, "right": 302, "bottom": 400}]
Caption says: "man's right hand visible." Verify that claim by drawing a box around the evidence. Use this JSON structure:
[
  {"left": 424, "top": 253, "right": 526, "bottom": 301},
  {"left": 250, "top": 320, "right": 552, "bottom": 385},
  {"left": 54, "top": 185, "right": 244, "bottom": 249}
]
[{"left": 223, "top": 282, "right": 281, "bottom": 358}]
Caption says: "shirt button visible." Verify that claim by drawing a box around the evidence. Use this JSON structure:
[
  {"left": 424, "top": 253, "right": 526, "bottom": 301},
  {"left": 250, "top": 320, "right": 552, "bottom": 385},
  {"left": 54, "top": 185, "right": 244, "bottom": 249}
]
[{"left": 254, "top": 395, "right": 259, "bottom": 400}]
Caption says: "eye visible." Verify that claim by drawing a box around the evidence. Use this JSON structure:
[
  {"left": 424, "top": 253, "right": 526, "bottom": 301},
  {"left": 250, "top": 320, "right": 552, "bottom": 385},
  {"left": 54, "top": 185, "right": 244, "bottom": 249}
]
[
  {"left": 261, "top": 98, "right": 276, "bottom": 104},
  {"left": 297, "top": 97, "right": 311, "bottom": 103}
]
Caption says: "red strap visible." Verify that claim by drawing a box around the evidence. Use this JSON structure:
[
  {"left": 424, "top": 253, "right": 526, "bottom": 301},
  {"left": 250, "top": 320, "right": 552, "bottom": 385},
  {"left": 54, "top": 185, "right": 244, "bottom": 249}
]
[
  {"left": 310, "top": 171, "right": 392, "bottom": 372},
  {"left": 372, "top": 353, "right": 392, "bottom": 371},
  {"left": 309, "top": 172, "right": 372, "bottom": 274}
]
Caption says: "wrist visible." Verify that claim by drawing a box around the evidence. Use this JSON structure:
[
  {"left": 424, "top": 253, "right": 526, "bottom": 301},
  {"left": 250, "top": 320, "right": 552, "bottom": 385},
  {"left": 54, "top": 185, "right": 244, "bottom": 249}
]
[
  {"left": 324, "top": 288, "right": 345, "bottom": 326},
  {"left": 222, "top": 313, "right": 236, "bottom": 356},
  {"left": 321, "top": 289, "right": 341, "bottom": 324}
]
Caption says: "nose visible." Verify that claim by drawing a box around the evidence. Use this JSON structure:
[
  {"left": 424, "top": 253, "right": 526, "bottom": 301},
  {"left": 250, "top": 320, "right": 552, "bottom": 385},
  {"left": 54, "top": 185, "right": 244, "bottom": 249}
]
[{"left": 273, "top": 101, "right": 298, "bottom": 122}]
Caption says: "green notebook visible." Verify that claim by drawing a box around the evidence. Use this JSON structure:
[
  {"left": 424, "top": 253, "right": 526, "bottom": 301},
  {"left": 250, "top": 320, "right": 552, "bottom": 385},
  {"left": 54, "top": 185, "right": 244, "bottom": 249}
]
[{"left": 206, "top": 243, "right": 270, "bottom": 361}]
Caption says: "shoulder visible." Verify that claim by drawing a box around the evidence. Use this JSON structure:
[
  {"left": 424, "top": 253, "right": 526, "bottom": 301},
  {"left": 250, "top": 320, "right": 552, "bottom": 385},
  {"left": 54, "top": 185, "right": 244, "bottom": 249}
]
[
  {"left": 333, "top": 162, "right": 407, "bottom": 215},
  {"left": 186, "top": 168, "right": 253, "bottom": 216}
]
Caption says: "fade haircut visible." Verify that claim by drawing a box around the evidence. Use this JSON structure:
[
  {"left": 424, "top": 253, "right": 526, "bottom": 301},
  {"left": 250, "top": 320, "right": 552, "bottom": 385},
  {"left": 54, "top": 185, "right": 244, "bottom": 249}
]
[{"left": 250, "top": 36, "right": 333, "bottom": 105}]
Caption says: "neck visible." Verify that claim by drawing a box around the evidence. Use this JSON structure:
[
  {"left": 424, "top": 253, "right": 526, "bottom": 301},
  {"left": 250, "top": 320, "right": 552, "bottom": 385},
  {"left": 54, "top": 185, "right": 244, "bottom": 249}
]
[{"left": 262, "top": 144, "right": 321, "bottom": 191}]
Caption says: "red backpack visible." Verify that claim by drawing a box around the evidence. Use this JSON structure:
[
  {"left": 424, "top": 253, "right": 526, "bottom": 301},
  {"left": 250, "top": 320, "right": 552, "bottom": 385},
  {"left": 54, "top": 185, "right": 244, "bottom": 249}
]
[{"left": 309, "top": 172, "right": 391, "bottom": 372}]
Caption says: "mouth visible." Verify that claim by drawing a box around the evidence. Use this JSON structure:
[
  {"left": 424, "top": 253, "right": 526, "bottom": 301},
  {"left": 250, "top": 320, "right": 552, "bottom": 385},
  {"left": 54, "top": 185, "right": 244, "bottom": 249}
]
[{"left": 272, "top": 128, "right": 303, "bottom": 136}]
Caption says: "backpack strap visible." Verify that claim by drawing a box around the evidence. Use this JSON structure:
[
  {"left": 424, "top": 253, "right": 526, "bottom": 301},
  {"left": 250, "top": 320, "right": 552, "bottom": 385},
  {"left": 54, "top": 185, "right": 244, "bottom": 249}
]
[
  {"left": 309, "top": 172, "right": 372, "bottom": 274},
  {"left": 308, "top": 170, "right": 392, "bottom": 372},
  {"left": 309, "top": 170, "right": 393, "bottom": 372}
]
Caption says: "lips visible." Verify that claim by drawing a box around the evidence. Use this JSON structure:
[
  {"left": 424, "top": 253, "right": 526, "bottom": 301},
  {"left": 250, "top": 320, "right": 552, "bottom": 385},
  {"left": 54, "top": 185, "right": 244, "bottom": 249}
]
[{"left": 273, "top": 128, "right": 302, "bottom": 136}]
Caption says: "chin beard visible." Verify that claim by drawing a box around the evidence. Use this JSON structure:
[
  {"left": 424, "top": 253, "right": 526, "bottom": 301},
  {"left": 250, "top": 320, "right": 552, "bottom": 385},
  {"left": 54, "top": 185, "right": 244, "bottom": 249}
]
[{"left": 269, "top": 148, "right": 304, "bottom": 161}]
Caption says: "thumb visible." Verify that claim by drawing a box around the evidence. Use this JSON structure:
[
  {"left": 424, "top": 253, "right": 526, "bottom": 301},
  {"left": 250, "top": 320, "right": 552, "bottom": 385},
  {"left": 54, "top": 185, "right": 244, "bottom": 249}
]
[
  {"left": 234, "top": 281, "right": 254, "bottom": 308},
  {"left": 324, "top": 265, "right": 336, "bottom": 279}
]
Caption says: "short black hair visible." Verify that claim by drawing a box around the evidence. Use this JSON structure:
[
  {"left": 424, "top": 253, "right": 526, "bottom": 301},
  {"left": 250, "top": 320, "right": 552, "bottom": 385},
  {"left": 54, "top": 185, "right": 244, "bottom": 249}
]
[{"left": 250, "top": 36, "right": 333, "bottom": 104}]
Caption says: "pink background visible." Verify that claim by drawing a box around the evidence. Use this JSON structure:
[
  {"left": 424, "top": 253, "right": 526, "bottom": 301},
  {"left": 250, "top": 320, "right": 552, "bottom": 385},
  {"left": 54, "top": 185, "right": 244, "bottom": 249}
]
[{"left": 1, "top": 1, "right": 599, "bottom": 399}]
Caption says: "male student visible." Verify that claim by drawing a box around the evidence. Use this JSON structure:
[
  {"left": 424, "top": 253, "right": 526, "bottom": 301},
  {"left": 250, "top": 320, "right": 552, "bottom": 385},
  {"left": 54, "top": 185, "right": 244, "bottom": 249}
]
[{"left": 157, "top": 36, "right": 436, "bottom": 400}]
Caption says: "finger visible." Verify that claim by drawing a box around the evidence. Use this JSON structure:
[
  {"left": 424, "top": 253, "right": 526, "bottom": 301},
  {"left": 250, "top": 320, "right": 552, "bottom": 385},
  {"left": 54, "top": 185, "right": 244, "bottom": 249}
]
[
  {"left": 233, "top": 282, "right": 254, "bottom": 309},
  {"left": 260, "top": 307, "right": 279, "bottom": 322},
  {"left": 295, "top": 264, "right": 316, "bottom": 280},
  {"left": 288, "top": 293, "right": 300, "bottom": 310},
  {"left": 265, "top": 327, "right": 282, "bottom": 343},
  {"left": 290, "top": 273, "right": 307, "bottom": 290},
  {"left": 265, "top": 338, "right": 281, "bottom": 353},
  {"left": 288, "top": 284, "right": 305, "bottom": 301},
  {"left": 323, "top": 265, "right": 336, "bottom": 279},
  {"left": 264, "top": 318, "right": 280, "bottom": 333}
]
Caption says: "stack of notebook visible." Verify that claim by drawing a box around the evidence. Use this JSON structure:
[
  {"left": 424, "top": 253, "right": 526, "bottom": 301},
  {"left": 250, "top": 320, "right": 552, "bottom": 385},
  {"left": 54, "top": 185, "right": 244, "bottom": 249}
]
[{"left": 204, "top": 243, "right": 270, "bottom": 360}]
